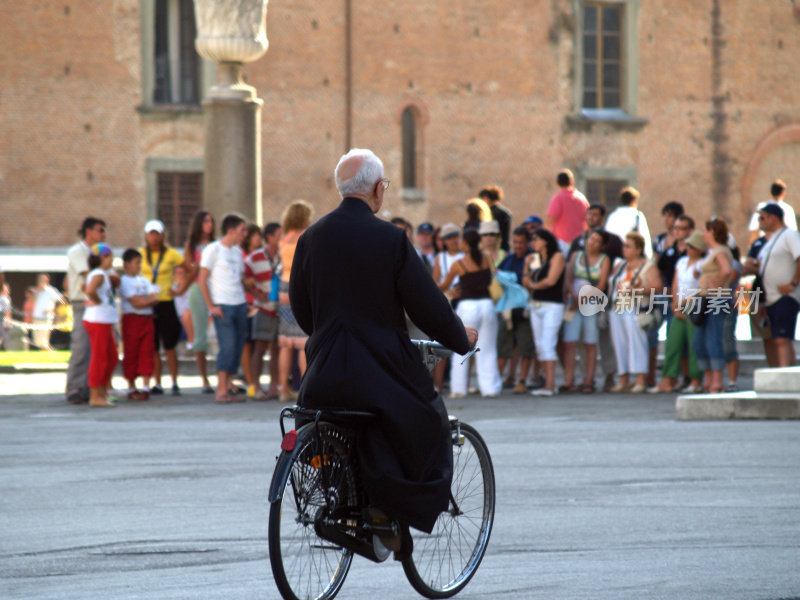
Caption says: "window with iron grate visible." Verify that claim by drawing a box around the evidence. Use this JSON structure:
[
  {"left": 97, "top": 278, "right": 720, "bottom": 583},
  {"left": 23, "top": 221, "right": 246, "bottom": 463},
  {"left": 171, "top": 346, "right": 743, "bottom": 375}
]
[{"left": 157, "top": 172, "right": 203, "bottom": 246}]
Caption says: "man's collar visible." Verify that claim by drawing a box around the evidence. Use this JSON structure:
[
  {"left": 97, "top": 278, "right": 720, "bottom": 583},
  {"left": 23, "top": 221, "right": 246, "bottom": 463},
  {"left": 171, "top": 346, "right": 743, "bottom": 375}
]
[{"left": 341, "top": 196, "right": 374, "bottom": 213}]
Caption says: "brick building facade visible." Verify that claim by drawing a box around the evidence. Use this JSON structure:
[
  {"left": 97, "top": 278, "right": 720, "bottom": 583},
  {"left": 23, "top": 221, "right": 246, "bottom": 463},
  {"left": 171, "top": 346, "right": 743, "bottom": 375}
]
[{"left": 1, "top": 0, "right": 799, "bottom": 257}]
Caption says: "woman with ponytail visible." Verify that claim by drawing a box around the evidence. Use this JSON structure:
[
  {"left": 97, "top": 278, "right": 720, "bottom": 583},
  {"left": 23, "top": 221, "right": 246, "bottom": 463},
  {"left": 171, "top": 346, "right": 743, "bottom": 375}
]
[{"left": 438, "top": 229, "right": 502, "bottom": 398}]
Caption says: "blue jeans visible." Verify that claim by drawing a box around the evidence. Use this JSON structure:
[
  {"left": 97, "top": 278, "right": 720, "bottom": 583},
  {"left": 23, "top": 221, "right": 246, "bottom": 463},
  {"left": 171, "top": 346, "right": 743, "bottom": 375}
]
[
  {"left": 692, "top": 311, "right": 725, "bottom": 371},
  {"left": 722, "top": 306, "right": 739, "bottom": 363},
  {"left": 213, "top": 304, "right": 248, "bottom": 374}
]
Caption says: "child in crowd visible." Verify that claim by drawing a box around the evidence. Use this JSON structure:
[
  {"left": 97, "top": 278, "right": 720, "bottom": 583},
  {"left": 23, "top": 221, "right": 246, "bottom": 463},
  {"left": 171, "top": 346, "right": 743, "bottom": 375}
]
[
  {"left": 83, "top": 243, "right": 120, "bottom": 407},
  {"left": 118, "top": 249, "right": 160, "bottom": 400}
]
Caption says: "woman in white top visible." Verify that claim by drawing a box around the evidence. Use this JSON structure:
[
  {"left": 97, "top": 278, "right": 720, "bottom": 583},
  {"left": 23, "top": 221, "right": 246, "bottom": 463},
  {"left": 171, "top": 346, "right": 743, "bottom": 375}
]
[
  {"left": 654, "top": 232, "right": 706, "bottom": 393},
  {"left": 83, "top": 243, "right": 120, "bottom": 407}
]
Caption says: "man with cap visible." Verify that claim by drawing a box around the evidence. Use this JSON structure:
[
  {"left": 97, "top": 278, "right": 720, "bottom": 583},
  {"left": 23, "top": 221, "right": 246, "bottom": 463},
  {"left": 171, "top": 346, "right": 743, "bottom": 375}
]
[
  {"left": 416, "top": 222, "right": 436, "bottom": 273},
  {"left": 744, "top": 203, "right": 800, "bottom": 367},
  {"left": 748, "top": 179, "right": 797, "bottom": 246},
  {"left": 523, "top": 216, "right": 543, "bottom": 249},
  {"left": 65, "top": 217, "right": 107, "bottom": 404},
  {"left": 139, "top": 219, "right": 189, "bottom": 395}
]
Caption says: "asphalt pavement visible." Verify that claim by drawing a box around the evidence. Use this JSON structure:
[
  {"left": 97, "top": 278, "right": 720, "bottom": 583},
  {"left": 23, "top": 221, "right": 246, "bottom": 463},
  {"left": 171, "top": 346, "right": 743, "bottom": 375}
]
[{"left": 1, "top": 372, "right": 799, "bottom": 600}]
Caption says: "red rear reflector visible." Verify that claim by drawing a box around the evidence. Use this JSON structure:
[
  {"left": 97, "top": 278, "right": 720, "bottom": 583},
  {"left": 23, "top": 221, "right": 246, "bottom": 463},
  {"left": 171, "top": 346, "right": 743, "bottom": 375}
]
[{"left": 281, "top": 430, "right": 297, "bottom": 451}]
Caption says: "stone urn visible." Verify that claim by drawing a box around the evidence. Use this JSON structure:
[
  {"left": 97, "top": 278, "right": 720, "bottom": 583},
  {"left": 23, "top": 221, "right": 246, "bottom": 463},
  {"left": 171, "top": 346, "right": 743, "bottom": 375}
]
[{"left": 193, "top": 0, "right": 269, "bottom": 99}]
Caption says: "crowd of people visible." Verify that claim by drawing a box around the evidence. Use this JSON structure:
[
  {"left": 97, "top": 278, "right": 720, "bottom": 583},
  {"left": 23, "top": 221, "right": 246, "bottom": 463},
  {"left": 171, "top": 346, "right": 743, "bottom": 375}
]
[
  {"left": 6, "top": 169, "right": 797, "bottom": 407},
  {"left": 387, "top": 173, "right": 799, "bottom": 398},
  {"left": 57, "top": 205, "right": 306, "bottom": 406}
]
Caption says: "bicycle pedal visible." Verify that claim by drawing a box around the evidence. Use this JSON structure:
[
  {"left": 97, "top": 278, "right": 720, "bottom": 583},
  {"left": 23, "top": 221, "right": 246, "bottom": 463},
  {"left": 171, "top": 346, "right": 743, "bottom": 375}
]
[{"left": 365, "top": 520, "right": 399, "bottom": 537}]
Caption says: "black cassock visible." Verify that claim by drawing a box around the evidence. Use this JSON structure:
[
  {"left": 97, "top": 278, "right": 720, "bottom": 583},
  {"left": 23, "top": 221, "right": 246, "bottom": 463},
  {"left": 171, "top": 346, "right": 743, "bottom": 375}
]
[{"left": 290, "top": 197, "right": 470, "bottom": 533}]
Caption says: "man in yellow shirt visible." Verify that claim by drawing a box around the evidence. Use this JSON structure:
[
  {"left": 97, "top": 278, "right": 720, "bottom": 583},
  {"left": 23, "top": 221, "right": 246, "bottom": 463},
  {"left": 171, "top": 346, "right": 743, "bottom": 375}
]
[{"left": 139, "top": 220, "right": 188, "bottom": 395}]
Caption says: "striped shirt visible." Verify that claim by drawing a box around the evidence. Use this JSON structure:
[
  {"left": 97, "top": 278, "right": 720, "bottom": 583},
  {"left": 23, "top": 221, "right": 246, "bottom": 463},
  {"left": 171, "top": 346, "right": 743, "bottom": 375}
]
[{"left": 244, "top": 247, "right": 281, "bottom": 316}]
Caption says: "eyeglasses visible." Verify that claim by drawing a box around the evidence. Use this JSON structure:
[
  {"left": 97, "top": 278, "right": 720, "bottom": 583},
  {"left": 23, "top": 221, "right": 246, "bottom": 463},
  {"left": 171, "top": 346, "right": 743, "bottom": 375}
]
[
  {"left": 674, "top": 225, "right": 689, "bottom": 230},
  {"left": 379, "top": 178, "right": 390, "bottom": 190},
  {"left": 94, "top": 227, "right": 106, "bottom": 233}
]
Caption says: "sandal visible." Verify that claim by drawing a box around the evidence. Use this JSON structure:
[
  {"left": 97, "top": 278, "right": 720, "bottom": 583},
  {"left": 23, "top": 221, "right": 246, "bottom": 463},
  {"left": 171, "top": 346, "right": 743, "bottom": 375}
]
[
  {"left": 580, "top": 383, "right": 596, "bottom": 394},
  {"left": 558, "top": 384, "right": 579, "bottom": 393}
]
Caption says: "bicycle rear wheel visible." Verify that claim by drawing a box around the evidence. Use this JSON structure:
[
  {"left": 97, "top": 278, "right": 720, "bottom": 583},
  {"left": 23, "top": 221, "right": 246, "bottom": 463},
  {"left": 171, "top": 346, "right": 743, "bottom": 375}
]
[
  {"left": 268, "top": 423, "right": 356, "bottom": 600},
  {"left": 402, "top": 422, "right": 495, "bottom": 598}
]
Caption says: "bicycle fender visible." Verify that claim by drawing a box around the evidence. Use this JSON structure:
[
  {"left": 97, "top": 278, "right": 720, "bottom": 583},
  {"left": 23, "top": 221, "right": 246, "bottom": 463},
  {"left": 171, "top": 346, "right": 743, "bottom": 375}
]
[
  {"left": 267, "top": 423, "right": 314, "bottom": 503},
  {"left": 267, "top": 451, "right": 294, "bottom": 503}
]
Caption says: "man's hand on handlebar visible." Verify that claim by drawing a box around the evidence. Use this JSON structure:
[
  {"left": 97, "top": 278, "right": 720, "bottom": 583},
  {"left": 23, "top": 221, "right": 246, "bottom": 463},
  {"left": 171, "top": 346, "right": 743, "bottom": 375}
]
[{"left": 465, "top": 327, "right": 479, "bottom": 348}]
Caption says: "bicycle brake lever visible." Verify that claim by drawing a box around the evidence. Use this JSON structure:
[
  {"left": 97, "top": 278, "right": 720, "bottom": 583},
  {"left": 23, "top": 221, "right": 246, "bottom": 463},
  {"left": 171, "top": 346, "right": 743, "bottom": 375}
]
[{"left": 459, "top": 346, "right": 479, "bottom": 365}]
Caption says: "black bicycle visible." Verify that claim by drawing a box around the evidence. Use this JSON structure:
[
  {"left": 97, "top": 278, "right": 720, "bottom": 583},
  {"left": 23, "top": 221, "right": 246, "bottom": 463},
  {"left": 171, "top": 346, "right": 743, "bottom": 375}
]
[{"left": 267, "top": 340, "right": 495, "bottom": 599}]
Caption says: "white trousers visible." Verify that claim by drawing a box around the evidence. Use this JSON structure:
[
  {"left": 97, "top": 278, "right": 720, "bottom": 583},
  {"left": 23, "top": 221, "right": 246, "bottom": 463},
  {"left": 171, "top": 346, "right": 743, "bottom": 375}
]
[
  {"left": 608, "top": 310, "right": 648, "bottom": 375},
  {"left": 450, "top": 298, "right": 502, "bottom": 396},
  {"left": 529, "top": 301, "right": 564, "bottom": 362}
]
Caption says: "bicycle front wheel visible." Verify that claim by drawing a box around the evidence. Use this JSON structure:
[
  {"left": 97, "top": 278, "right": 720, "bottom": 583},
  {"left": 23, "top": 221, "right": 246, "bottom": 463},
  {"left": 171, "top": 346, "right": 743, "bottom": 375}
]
[
  {"left": 402, "top": 421, "right": 495, "bottom": 598},
  {"left": 268, "top": 423, "right": 356, "bottom": 600}
]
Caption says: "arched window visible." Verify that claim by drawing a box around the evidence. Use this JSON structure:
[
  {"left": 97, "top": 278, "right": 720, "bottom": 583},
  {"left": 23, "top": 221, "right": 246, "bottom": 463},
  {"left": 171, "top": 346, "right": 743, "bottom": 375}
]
[{"left": 401, "top": 107, "right": 417, "bottom": 189}]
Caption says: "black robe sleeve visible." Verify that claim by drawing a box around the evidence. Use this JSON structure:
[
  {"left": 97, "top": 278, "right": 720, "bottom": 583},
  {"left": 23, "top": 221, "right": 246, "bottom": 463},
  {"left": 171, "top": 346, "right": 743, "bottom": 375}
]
[{"left": 394, "top": 234, "right": 471, "bottom": 355}]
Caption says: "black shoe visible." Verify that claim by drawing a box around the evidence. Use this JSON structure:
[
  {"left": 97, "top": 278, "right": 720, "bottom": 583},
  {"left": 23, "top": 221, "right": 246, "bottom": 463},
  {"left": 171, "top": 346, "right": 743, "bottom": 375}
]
[
  {"left": 171, "top": 383, "right": 181, "bottom": 396},
  {"left": 151, "top": 385, "right": 164, "bottom": 395}
]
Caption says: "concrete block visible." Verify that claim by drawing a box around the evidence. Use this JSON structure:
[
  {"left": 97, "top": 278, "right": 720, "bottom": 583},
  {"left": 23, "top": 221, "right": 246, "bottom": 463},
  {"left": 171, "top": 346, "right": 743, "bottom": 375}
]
[
  {"left": 676, "top": 391, "right": 800, "bottom": 420},
  {"left": 754, "top": 366, "right": 800, "bottom": 393}
]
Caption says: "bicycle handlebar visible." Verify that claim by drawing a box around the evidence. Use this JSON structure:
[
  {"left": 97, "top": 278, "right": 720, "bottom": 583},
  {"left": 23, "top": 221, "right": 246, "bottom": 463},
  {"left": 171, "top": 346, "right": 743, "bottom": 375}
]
[{"left": 410, "top": 339, "right": 479, "bottom": 371}]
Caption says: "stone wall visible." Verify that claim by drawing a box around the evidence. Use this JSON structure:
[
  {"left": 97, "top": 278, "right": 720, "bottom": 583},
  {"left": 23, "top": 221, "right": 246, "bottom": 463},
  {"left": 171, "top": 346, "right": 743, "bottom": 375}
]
[{"left": 1, "top": 0, "right": 798, "bottom": 250}]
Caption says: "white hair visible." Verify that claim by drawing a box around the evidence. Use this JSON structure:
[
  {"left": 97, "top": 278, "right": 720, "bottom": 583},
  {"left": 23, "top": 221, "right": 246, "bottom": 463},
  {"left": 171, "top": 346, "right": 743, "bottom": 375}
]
[{"left": 335, "top": 148, "right": 384, "bottom": 197}]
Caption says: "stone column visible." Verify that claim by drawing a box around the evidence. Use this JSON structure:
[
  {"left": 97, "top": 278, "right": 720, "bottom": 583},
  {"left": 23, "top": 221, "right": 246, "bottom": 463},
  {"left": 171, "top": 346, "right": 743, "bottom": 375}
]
[{"left": 194, "top": 0, "right": 269, "bottom": 224}]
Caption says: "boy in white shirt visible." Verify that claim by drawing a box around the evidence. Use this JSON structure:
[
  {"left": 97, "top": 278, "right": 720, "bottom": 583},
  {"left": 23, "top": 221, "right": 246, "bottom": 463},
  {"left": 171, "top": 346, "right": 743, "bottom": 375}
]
[{"left": 118, "top": 249, "right": 160, "bottom": 400}]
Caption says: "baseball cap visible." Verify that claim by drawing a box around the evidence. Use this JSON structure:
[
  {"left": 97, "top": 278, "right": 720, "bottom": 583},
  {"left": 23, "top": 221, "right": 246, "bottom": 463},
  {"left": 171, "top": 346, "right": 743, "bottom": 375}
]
[
  {"left": 478, "top": 220, "right": 500, "bottom": 235},
  {"left": 144, "top": 219, "right": 165, "bottom": 234},
  {"left": 759, "top": 203, "right": 785, "bottom": 220},
  {"left": 417, "top": 222, "right": 434, "bottom": 234},
  {"left": 440, "top": 222, "right": 460, "bottom": 239},
  {"left": 523, "top": 215, "right": 543, "bottom": 226}
]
